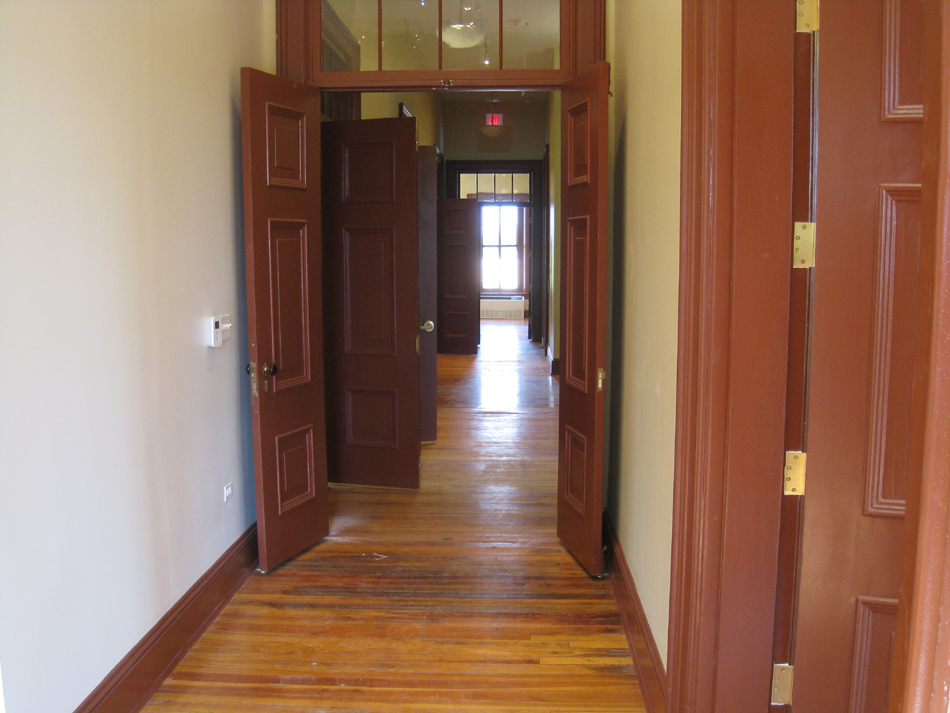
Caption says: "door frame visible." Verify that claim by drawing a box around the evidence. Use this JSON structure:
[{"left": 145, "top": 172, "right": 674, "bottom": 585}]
[{"left": 672, "top": 2, "right": 949, "bottom": 712}]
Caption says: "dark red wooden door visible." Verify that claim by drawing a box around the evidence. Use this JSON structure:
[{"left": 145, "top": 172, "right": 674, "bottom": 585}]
[
  {"left": 322, "top": 117, "right": 420, "bottom": 490},
  {"left": 418, "top": 146, "right": 440, "bottom": 443},
  {"left": 437, "top": 199, "right": 481, "bottom": 355},
  {"left": 557, "top": 61, "right": 609, "bottom": 576},
  {"left": 793, "top": 1, "right": 923, "bottom": 709},
  {"left": 241, "top": 68, "right": 328, "bottom": 572}
]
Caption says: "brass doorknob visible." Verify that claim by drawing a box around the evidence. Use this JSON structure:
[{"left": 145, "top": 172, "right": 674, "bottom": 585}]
[
  {"left": 262, "top": 363, "right": 278, "bottom": 376},
  {"left": 420, "top": 320, "right": 435, "bottom": 332}
]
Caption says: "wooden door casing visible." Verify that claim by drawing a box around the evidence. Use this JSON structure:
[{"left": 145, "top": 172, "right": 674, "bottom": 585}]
[
  {"left": 241, "top": 68, "right": 329, "bottom": 573},
  {"left": 556, "top": 61, "right": 609, "bottom": 577},
  {"left": 322, "top": 117, "right": 421, "bottom": 490},
  {"left": 437, "top": 199, "right": 480, "bottom": 356},
  {"left": 793, "top": 0, "right": 924, "bottom": 709}
]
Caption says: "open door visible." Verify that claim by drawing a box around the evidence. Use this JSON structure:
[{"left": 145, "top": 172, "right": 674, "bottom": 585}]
[
  {"left": 557, "top": 61, "right": 610, "bottom": 577},
  {"left": 791, "top": 2, "right": 923, "bottom": 709},
  {"left": 321, "top": 117, "right": 421, "bottom": 490},
  {"left": 437, "top": 198, "right": 481, "bottom": 356},
  {"left": 240, "top": 68, "right": 328, "bottom": 572}
]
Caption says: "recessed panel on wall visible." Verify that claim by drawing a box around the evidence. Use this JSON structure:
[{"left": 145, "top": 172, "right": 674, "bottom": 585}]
[
  {"left": 882, "top": 0, "right": 923, "bottom": 120},
  {"left": 269, "top": 220, "right": 310, "bottom": 389},
  {"left": 567, "top": 99, "right": 591, "bottom": 185},
  {"left": 343, "top": 228, "right": 396, "bottom": 355},
  {"left": 266, "top": 103, "right": 307, "bottom": 188},
  {"left": 276, "top": 425, "right": 316, "bottom": 514},
  {"left": 564, "top": 216, "right": 590, "bottom": 393},
  {"left": 346, "top": 388, "right": 399, "bottom": 448},
  {"left": 864, "top": 185, "right": 921, "bottom": 517},
  {"left": 343, "top": 140, "right": 396, "bottom": 203},
  {"left": 563, "top": 425, "right": 587, "bottom": 515}
]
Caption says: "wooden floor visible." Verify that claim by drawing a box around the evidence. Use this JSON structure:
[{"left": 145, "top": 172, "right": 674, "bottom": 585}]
[{"left": 144, "top": 320, "right": 644, "bottom": 712}]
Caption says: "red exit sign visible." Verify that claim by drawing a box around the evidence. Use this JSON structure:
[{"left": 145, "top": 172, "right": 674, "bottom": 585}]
[{"left": 486, "top": 113, "right": 504, "bottom": 126}]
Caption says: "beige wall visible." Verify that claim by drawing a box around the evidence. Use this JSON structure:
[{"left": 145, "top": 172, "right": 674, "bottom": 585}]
[
  {"left": 547, "top": 93, "right": 562, "bottom": 360},
  {"left": 361, "top": 91, "right": 444, "bottom": 149},
  {"left": 605, "top": 0, "right": 682, "bottom": 666},
  {"left": 0, "top": 3, "right": 275, "bottom": 711},
  {"left": 442, "top": 97, "right": 549, "bottom": 161}
]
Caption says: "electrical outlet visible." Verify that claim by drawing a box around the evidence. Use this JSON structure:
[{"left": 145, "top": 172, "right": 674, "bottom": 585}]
[{"left": 223, "top": 482, "right": 233, "bottom": 502}]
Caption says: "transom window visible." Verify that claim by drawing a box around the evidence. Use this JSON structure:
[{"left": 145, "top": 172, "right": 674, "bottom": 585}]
[
  {"left": 459, "top": 172, "right": 531, "bottom": 202},
  {"left": 322, "top": 0, "right": 561, "bottom": 73}
]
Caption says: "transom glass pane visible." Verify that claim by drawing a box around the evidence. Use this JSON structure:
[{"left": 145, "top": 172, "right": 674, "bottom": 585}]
[
  {"left": 382, "top": 0, "right": 439, "bottom": 70},
  {"left": 495, "top": 173, "right": 513, "bottom": 199},
  {"left": 442, "top": 0, "right": 500, "bottom": 70},
  {"left": 503, "top": 0, "right": 560, "bottom": 69},
  {"left": 512, "top": 173, "right": 531, "bottom": 201},
  {"left": 324, "top": 0, "right": 379, "bottom": 71},
  {"left": 459, "top": 173, "right": 478, "bottom": 200},
  {"left": 477, "top": 173, "right": 495, "bottom": 200}
]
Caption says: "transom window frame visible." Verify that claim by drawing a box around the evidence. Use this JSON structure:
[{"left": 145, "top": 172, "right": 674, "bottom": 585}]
[{"left": 278, "top": 0, "right": 600, "bottom": 91}]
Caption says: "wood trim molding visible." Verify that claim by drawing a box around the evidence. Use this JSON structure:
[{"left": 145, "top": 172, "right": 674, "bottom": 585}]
[
  {"left": 900, "top": 1, "right": 950, "bottom": 711},
  {"left": 549, "top": 354, "right": 560, "bottom": 376},
  {"left": 669, "top": 1, "right": 794, "bottom": 711},
  {"left": 605, "top": 517, "right": 667, "bottom": 713},
  {"left": 73, "top": 525, "right": 259, "bottom": 713}
]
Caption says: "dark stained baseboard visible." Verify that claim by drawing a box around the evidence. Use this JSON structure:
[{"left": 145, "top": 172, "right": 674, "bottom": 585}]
[
  {"left": 74, "top": 524, "right": 258, "bottom": 713},
  {"left": 605, "top": 516, "right": 668, "bottom": 713},
  {"left": 549, "top": 356, "right": 560, "bottom": 376}
]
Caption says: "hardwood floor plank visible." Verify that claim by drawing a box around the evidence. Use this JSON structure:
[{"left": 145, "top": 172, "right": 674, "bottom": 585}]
[{"left": 143, "top": 321, "right": 644, "bottom": 712}]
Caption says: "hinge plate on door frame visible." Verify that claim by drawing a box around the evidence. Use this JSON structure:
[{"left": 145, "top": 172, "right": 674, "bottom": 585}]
[
  {"left": 597, "top": 368, "right": 605, "bottom": 392},
  {"left": 793, "top": 222, "right": 816, "bottom": 268},
  {"left": 795, "top": 0, "right": 819, "bottom": 32},
  {"left": 771, "top": 663, "right": 794, "bottom": 705},
  {"left": 784, "top": 451, "right": 806, "bottom": 495}
]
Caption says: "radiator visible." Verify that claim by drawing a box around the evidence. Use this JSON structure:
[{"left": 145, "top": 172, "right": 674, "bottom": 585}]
[{"left": 480, "top": 298, "right": 526, "bottom": 319}]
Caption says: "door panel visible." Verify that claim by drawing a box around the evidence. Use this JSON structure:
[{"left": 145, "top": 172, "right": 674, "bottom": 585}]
[
  {"left": 418, "top": 146, "right": 440, "bottom": 442},
  {"left": 557, "top": 61, "right": 609, "bottom": 577},
  {"left": 322, "top": 117, "right": 420, "bottom": 489},
  {"left": 437, "top": 199, "right": 480, "bottom": 355},
  {"left": 241, "top": 67, "right": 328, "bottom": 573},
  {"left": 793, "top": 0, "right": 923, "bottom": 708}
]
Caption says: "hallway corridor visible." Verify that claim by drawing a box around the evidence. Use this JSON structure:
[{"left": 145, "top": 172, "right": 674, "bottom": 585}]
[{"left": 143, "top": 320, "right": 644, "bottom": 712}]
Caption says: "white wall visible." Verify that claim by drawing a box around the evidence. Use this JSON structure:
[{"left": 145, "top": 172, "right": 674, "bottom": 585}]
[
  {"left": 0, "top": 658, "right": 5, "bottom": 713},
  {"left": 361, "top": 91, "right": 444, "bottom": 149},
  {"left": 0, "top": 3, "right": 275, "bottom": 711},
  {"left": 605, "top": 0, "right": 682, "bottom": 666}
]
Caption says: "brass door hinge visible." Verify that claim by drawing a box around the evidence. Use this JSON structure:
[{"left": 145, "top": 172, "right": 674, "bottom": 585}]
[
  {"left": 771, "top": 664, "right": 794, "bottom": 705},
  {"left": 597, "top": 368, "right": 606, "bottom": 392},
  {"left": 793, "top": 222, "right": 816, "bottom": 268},
  {"left": 795, "top": 0, "right": 819, "bottom": 32},
  {"left": 416, "top": 335, "right": 420, "bottom": 355},
  {"left": 784, "top": 451, "right": 806, "bottom": 495}
]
